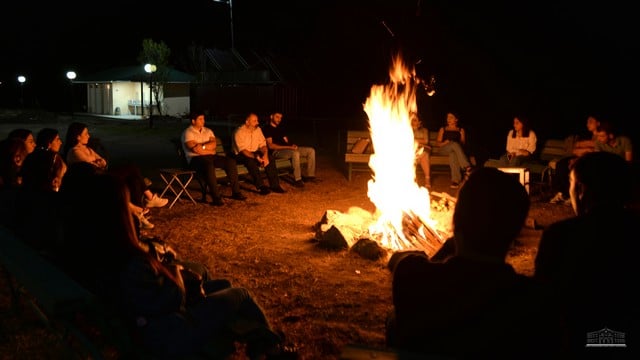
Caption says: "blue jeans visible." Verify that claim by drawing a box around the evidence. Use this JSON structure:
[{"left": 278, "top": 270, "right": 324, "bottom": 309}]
[{"left": 432, "top": 142, "right": 470, "bottom": 182}]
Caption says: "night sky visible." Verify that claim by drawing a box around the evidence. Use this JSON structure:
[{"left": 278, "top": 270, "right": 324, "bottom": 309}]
[{"left": 1, "top": 1, "right": 638, "bottom": 149}]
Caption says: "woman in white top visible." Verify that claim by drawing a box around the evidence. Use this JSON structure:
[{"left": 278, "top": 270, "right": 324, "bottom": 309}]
[{"left": 499, "top": 116, "right": 537, "bottom": 166}]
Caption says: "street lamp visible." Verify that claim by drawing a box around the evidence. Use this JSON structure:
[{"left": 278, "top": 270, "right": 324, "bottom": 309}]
[
  {"left": 212, "top": 0, "right": 234, "bottom": 49},
  {"left": 144, "top": 63, "right": 157, "bottom": 127},
  {"left": 17, "top": 75, "right": 26, "bottom": 107},
  {"left": 66, "top": 71, "right": 77, "bottom": 118}
]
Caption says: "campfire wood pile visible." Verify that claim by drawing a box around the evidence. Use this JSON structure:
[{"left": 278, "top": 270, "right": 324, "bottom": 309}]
[{"left": 314, "top": 192, "right": 456, "bottom": 260}]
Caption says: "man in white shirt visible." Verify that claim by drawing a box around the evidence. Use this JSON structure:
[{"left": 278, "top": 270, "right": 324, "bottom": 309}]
[
  {"left": 182, "top": 112, "right": 246, "bottom": 206},
  {"left": 233, "top": 113, "right": 285, "bottom": 195}
]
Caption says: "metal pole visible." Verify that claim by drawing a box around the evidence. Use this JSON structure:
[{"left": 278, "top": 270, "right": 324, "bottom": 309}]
[
  {"left": 149, "top": 74, "right": 154, "bottom": 128},
  {"left": 70, "top": 81, "right": 74, "bottom": 118},
  {"left": 229, "top": 0, "right": 234, "bottom": 49}
]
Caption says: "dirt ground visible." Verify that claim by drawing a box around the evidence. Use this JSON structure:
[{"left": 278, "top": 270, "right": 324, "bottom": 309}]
[{"left": 0, "top": 111, "right": 576, "bottom": 359}]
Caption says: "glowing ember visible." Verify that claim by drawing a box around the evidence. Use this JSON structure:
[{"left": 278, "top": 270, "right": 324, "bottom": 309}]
[{"left": 363, "top": 54, "right": 451, "bottom": 255}]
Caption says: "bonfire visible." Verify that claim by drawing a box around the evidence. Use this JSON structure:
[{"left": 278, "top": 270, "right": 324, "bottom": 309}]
[{"left": 316, "top": 54, "right": 454, "bottom": 259}]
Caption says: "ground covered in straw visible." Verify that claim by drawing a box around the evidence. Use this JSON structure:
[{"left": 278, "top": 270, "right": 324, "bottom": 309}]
[{"left": 0, "top": 111, "right": 575, "bottom": 359}]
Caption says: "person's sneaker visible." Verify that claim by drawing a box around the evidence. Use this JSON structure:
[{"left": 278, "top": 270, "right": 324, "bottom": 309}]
[
  {"left": 231, "top": 192, "right": 247, "bottom": 201},
  {"left": 293, "top": 180, "right": 305, "bottom": 188},
  {"left": 146, "top": 194, "right": 168, "bottom": 208},
  {"left": 549, "top": 192, "right": 565, "bottom": 204},
  {"left": 138, "top": 215, "right": 155, "bottom": 229},
  {"left": 259, "top": 186, "right": 271, "bottom": 195},
  {"left": 270, "top": 186, "right": 286, "bottom": 194},
  {"left": 450, "top": 182, "right": 459, "bottom": 189},
  {"left": 210, "top": 197, "right": 224, "bottom": 206}
]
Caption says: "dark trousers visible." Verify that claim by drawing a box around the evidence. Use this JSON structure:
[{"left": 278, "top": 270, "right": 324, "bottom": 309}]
[
  {"left": 189, "top": 155, "right": 241, "bottom": 199},
  {"left": 235, "top": 153, "right": 280, "bottom": 189}
]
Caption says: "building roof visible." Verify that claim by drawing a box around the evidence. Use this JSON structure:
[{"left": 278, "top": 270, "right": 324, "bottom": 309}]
[{"left": 73, "top": 66, "right": 195, "bottom": 83}]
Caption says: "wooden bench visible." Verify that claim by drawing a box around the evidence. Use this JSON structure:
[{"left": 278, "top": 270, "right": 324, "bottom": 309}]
[
  {"left": 0, "top": 226, "right": 143, "bottom": 359},
  {"left": 344, "top": 130, "right": 451, "bottom": 181},
  {"left": 170, "top": 137, "right": 307, "bottom": 201}
]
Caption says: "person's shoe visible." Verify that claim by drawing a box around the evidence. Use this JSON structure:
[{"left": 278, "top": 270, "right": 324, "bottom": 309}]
[
  {"left": 210, "top": 197, "right": 225, "bottom": 206},
  {"left": 301, "top": 176, "right": 317, "bottom": 182},
  {"left": 259, "top": 186, "right": 271, "bottom": 195},
  {"left": 450, "top": 182, "right": 460, "bottom": 189},
  {"left": 270, "top": 186, "right": 286, "bottom": 194},
  {"left": 549, "top": 192, "right": 565, "bottom": 204},
  {"left": 293, "top": 180, "right": 305, "bottom": 188},
  {"left": 138, "top": 215, "right": 155, "bottom": 229},
  {"left": 146, "top": 194, "right": 168, "bottom": 208},
  {"left": 231, "top": 192, "right": 247, "bottom": 201}
]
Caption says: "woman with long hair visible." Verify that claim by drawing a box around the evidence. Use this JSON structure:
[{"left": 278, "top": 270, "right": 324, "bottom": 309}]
[
  {"left": 59, "top": 172, "right": 293, "bottom": 359},
  {"left": 63, "top": 121, "right": 167, "bottom": 229},
  {"left": 499, "top": 115, "right": 537, "bottom": 166}
]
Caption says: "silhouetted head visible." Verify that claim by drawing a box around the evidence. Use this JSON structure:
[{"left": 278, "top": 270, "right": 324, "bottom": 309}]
[
  {"left": 36, "top": 128, "right": 61, "bottom": 151},
  {"left": 453, "top": 167, "right": 530, "bottom": 261},
  {"left": 7, "top": 128, "right": 36, "bottom": 154},
  {"left": 569, "top": 151, "right": 631, "bottom": 215}
]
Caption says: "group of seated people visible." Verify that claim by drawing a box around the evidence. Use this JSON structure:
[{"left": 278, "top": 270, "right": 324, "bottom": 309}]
[
  {"left": 181, "top": 110, "right": 317, "bottom": 205},
  {"left": 1, "top": 111, "right": 636, "bottom": 358},
  {"left": 412, "top": 111, "right": 634, "bottom": 198},
  {"left": 0, "top": 123, "right": 169, "bottom": 236},
  {"left": 0, "top": 125, "right": 299, "bottom": 359}
]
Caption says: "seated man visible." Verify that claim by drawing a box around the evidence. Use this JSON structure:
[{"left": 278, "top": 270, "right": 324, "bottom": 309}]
[
  {"left": 233, "top": 113, "right": 285, "bottom": 195},
  {"left": 535, "top": 151, "right": 638, "bottom": 356},
  {"left": 594, "top": 121, "right": 633, "bottom": 162},
  {"left": 387, "top": 167, "right": 563, "bottom": 358},
  {"left": 262, "top": 112, "right": 316, "bottom": 187},
  {"left": 182, "top": 111, "right": 246, "bottom": 206}
]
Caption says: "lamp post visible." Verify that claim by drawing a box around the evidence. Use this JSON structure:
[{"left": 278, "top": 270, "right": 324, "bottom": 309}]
[
  {"left": 17, "top": 75, "right": 26, "bottom": 108},
  {"left": 212, "top": 0, "right": 234, "bottom": 49},
  {"left": 144, "top": 63, "right": 157, "bottom": 128},
  {"left": 66, "top": 71, "right": 76, "bottom": 118}
]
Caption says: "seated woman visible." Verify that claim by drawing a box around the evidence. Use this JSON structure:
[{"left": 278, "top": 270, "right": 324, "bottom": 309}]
[
  {"left": 14, "top": 147, "right": 67, "bottom": 256},
  {"left": 432, "top": 112, "right": 473, "bottom": 189},
  {"left": 58, "top": 172, "right": 295, "bottom": 359},
  {"left": 7, "top": 128, "right": 37, "bottom": 155},
  {"left": 0, "top": 138, "right": 29, "bottom": 228},
  {"left": 63, "top": 122, "right": 167, "bottom": 229},
  {"left": 498, "top": 115, "right": 537, "bottom": 167},
  {"left": 411, "top": 113, "right": 431, "bottom": 189}
]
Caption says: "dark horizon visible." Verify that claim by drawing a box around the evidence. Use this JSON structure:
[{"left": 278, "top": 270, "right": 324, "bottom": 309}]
[{"left": 1, "top": 1, "right": 638, "bottom": 149}]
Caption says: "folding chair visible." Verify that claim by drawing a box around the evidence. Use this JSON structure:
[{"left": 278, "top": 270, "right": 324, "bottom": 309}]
[{"left": 158, "top": 168, "right": 198, "bottom": 208}]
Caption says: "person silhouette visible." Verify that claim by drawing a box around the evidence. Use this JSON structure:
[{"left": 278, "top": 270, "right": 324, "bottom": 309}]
[
  {"left": 535, "top": 151, "right": 639, "bottom": 356},
  {"left": 387, "top": 167, "right": 563, "bottom": 358}
]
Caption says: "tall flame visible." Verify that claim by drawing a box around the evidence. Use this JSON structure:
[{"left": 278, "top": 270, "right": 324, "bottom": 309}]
[{"left": 363, "top": 54, "right": 445, "bottom": 254}]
